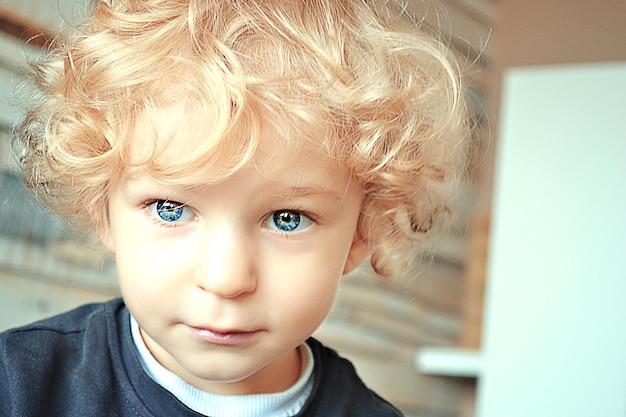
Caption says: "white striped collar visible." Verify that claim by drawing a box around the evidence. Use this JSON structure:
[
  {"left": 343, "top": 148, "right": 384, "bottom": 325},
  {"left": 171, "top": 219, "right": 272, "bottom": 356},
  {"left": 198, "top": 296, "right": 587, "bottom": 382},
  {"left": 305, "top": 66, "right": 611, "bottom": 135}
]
[{"left": 130, "top": 315, "right": 314, "bottom": 416}]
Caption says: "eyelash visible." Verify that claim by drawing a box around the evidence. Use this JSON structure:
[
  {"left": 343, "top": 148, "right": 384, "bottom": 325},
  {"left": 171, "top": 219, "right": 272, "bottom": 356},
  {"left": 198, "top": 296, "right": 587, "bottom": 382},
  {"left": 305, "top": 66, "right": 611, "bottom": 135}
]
[
  {"left": 263, "top": 209, "right": 317, "bottom": 235},
  {"left": 143, "top": 199, "right": 195, "bottom": 227},
  {"left": 142, "top": 199, "right": 319, "bottom": 234}
]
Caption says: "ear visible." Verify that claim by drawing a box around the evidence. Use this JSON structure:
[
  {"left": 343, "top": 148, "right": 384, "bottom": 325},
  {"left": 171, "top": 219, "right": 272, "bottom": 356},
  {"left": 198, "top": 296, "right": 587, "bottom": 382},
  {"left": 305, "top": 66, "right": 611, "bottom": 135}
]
[
  {"left": 342, "top": 233, "right": 368, "bottom": 275},
  {"left": 94, "top": 207, "right": 115, "bottom": 255},
  {"left": 97, "top": 224, "right": 115, "bottom": 254}
]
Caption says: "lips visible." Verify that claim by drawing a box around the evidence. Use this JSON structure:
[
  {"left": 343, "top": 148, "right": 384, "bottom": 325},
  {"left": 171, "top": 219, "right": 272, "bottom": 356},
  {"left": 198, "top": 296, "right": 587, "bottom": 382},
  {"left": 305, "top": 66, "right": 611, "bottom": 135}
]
[{"left": 185, "top": 324, "right": 260, "bottom": 346}]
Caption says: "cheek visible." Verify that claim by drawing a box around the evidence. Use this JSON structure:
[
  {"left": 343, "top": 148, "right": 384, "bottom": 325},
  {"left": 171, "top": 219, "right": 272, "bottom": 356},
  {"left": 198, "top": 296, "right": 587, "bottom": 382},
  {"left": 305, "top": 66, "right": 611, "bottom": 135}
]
[
  {"left": 112, "top": 236, "right": 191, "bottom": 304},
  {"left": 114, "top": 250, "right": 186, "bottom": 331},
  {"left": 265, "top": 253, "right": 343, "bottom": 323},
  {"left": 275, "top": 282, "right": 339, "bottom": 338}
]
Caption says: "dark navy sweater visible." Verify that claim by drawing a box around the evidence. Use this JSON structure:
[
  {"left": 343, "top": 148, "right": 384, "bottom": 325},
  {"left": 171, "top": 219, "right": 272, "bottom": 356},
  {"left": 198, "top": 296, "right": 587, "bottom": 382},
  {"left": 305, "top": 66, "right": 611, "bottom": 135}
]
[{"left": 0, "top": 299, "right": 402, "bottom": 416}]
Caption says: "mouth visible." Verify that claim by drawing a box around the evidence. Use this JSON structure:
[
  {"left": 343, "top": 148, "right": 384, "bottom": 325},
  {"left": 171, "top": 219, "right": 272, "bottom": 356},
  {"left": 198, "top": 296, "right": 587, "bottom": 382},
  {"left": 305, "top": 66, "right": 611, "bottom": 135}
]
[{"left": 185, "top": 324, "right": 260, "bottom": 346}]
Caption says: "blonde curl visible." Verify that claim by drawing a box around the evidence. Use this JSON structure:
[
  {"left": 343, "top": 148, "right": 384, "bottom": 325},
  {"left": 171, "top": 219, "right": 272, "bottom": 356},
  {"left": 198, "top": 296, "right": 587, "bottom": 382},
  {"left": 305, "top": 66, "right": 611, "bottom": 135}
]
[{"left": 17, "top": 0, "right": 471, "bottom": 277}]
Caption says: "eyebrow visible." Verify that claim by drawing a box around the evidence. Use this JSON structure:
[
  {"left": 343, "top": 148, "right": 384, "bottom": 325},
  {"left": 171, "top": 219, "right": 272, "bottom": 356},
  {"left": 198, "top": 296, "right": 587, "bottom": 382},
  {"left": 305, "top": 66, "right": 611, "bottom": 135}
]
[
  {"left": 258, "top": 182, "right": 345, "bottom": 201},
  {"left": 120, "top": 169, "right": 347, "bottom": 201}
]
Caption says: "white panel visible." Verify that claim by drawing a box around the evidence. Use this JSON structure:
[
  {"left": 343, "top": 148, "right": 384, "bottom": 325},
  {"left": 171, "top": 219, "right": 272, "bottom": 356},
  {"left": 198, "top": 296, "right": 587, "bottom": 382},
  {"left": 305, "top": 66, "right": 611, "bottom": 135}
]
[{"left": 478, "top": 62, "right": 626, "bottom": 417}]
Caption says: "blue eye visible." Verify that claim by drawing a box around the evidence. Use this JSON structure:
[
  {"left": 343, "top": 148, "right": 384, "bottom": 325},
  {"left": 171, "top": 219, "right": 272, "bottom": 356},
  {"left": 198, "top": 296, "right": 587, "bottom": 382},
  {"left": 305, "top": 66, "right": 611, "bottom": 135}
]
[
  {"left": 149, "top": 200, "right": 194, "bottom": 223},
  {"left": 267, "top": 210, "right": 313, "bottom": 232}
]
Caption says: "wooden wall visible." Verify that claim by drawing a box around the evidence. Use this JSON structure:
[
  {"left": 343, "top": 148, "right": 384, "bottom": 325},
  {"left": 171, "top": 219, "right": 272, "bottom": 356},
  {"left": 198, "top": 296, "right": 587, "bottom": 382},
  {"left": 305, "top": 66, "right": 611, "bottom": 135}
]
[{"left": 0, "top": 1, "right": 496, "bottom": 415}]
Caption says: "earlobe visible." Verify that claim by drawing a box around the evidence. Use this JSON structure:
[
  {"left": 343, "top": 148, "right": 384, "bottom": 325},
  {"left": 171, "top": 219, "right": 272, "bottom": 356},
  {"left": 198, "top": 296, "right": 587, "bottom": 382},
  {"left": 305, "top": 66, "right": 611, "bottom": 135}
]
[
  {"left": 342, "top": 234, "right": 368, "bottom": 275},
  {"left": 98, "top": 230, "right": 115, "bottom": 255},
  {"left": 94, "top": 210, "right": 115, "bottom": 255},
  {"left": 96, "top": 224, "right": 115, "bottom": 254}
]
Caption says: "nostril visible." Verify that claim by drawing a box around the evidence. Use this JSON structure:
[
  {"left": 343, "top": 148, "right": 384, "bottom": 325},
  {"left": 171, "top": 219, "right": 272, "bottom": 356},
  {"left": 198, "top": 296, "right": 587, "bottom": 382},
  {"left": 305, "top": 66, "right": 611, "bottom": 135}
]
[
  {"left": 195, "top": 274, "right": 257, "bottom": 299},
  {"left": 194, "top": 257, "right": 257, "bottom": 298}
]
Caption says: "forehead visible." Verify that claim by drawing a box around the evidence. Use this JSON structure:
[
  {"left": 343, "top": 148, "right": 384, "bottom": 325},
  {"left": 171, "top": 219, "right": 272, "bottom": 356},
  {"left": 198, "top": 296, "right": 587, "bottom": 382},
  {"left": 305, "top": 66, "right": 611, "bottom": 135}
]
[{"left": 123, "top": 103, "right": 346, "bottom": 188}]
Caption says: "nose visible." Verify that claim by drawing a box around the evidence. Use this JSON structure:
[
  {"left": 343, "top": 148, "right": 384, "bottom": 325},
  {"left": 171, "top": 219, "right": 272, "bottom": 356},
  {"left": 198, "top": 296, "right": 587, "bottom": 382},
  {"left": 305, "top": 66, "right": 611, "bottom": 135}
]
[{"left": 194, "top": 225, "right": 257, "bottom": 299}]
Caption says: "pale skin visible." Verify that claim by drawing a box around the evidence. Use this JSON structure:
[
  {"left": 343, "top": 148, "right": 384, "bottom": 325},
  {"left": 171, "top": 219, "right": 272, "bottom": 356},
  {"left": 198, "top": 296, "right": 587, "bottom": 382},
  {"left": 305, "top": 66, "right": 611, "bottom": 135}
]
[{"left": 99, "top": 106, "right": 368, "bottom": 395}]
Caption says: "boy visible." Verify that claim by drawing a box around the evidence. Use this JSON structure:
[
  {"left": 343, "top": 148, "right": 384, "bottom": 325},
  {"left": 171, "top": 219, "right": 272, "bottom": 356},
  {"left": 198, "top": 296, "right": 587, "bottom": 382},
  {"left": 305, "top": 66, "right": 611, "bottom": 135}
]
[{"left": 1, "top": 0, "right": 469, "bottom": 415}]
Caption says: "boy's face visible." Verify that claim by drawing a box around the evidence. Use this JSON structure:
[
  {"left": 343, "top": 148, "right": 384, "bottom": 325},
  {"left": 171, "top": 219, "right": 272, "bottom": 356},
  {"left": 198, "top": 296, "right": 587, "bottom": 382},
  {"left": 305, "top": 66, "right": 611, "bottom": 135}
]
[{"left": 101, "top": 112, "right": 366, "bottom": 395}]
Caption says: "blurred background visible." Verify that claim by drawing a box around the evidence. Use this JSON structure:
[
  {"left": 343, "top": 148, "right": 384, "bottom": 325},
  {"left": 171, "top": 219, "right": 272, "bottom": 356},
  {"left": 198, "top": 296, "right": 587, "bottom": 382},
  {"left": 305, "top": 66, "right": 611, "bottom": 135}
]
[{"left": 1, "top": 1, "right": 624, "bottom": 416}]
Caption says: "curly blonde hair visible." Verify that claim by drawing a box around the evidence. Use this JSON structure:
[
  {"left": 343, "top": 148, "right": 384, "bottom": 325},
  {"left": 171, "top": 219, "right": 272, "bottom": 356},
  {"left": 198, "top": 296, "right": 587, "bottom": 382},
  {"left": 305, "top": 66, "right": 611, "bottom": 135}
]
[{"left": 17, "top": 0, "right": 470, "bottom": 277}]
